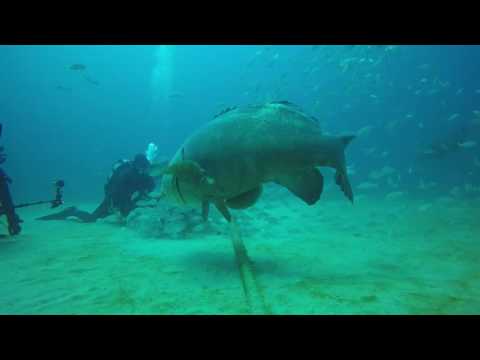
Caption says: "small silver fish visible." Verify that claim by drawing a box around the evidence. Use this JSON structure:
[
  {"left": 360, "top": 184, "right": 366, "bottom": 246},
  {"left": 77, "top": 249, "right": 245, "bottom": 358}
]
[
  {"left": 357, "top": 182, "right": 378, "bottom": 190},
  {"left": 447, "top": 113, "right": 460, "bottom": 121},
  {"left": 458, "top": 141, "right": 477, "bottom": 149}
]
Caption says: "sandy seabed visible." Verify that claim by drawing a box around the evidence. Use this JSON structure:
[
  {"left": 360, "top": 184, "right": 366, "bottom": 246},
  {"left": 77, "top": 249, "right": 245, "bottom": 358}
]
[{"left": 1, "top": 190, "right": 479, "bottom": 315}]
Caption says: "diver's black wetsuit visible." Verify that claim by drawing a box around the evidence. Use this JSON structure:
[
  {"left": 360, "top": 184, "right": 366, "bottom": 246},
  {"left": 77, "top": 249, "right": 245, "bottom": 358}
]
[
  {"left": 0, "top": 168, "right": 22, "bottom": 235},
  {"left": 38, "top": 157, "right": 156, "bottom": 223},
  {"left": 0, "top": 124, "right": 23, "bottom": 235},
  {"left": 91, "top": 159, "right": 156, "bottom": 220}
]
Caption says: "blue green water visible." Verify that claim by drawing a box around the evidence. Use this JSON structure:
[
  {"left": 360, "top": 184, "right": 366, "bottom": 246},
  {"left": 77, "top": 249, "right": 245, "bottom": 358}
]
[{"left": 0, "top": 45, "right": 479, "bottom": 314}]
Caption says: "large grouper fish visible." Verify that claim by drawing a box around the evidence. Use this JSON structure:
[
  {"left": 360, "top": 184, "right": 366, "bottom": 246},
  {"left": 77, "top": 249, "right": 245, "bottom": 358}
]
[{"left": 152, "top": 101, "right": 355, "bottom": 222}]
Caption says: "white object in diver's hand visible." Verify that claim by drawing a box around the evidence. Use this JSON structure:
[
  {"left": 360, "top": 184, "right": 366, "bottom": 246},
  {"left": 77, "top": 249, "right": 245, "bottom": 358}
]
[{"left": 145, "top": 142, "right": 159, "bottom": 163}]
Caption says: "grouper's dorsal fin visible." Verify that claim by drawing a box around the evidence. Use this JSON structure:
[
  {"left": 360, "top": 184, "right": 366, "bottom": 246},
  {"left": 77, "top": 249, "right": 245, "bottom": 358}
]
[
  {"left": 270, "top": 102, "right": 322, "bottom": 131},
  {"left": 214, "top": 106, "right": 237, "bottom": 119},
  {"left": 269, "top": 100, "right": 300, "bottom": 108}
]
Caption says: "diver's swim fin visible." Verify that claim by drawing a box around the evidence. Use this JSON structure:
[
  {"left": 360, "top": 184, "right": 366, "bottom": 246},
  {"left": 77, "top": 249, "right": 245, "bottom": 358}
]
[{"left": 36, "top": 206, "right": 79, "bottom": 221}]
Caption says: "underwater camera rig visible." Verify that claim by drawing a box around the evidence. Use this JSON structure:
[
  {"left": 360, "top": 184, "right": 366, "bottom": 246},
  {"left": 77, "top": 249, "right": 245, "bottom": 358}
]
[
  {"left": 0, "top": 123, "right": 65, "bottom": 235},
  {"left": 12, "top": 180, "right": 65, "bottom": 210},
  {"left": 0, "top": 178, "right": 65, "bottom": 235}
]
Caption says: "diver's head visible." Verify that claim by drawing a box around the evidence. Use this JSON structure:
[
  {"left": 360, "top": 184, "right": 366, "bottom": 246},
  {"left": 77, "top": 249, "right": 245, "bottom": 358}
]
[{"left": 133, "top": 153, "right": 150, "bottom": 174}]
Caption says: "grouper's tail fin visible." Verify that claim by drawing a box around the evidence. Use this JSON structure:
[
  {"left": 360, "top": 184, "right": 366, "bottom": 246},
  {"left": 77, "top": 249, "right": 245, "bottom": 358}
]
[
  {"left": 335, "top": 135, "right": 356, "bottom": 203},
  {"left": 341, "top": 135, "right": 356, "bottom": 148}
]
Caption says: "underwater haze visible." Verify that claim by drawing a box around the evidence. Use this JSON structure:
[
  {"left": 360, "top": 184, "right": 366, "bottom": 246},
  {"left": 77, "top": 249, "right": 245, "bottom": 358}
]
[{"left": 1, "top": 45, "right": 480, "bottom": 314}]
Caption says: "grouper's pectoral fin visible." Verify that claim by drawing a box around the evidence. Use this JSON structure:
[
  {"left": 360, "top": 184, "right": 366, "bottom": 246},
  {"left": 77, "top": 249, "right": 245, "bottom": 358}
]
[
  {"left": 201, "top": 200, "right": 210, "bottom": 222},
  {"left": 274, "top": 167, "right": 324, "bottom": 205},
  {"left": 214, "top": 200, "right": 232, "bottom": 222}
]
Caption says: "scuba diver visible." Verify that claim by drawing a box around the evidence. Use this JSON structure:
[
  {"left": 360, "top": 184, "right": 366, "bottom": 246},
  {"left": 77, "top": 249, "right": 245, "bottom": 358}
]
[
  {"left": 0, "top": 123, "right": 23, "bottom": 235},
  {"left": 37, "top": 154, "right": 158, "bottom": 223},
  {"left": 0, "top": 124, "right": 66, "bottom": 236},
  {"left": 0, "top": 169, "right": 22, "bottom": 235}
]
